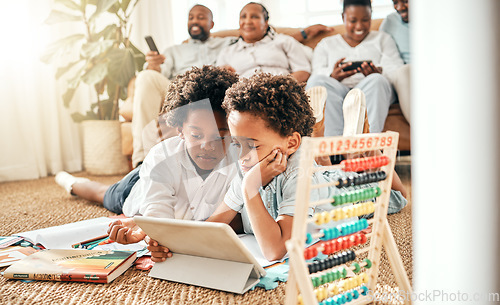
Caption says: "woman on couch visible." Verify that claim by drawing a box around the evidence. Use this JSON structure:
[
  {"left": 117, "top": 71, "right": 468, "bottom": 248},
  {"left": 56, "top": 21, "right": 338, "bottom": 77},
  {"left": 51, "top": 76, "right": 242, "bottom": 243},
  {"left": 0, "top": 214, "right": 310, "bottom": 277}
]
[
  {"left": 307, "top": 0, "right": 404, "bottom": 136},
  {"left": 216, "top": 2, "right": 327, "bottom": 83}
]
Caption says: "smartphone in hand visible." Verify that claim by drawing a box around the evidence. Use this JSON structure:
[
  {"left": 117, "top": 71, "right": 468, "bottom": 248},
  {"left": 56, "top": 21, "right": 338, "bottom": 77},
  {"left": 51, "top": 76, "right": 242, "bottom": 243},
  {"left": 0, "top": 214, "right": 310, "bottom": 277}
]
[
  {"left": 341, "top": 60, "right": 373, "bottom": 72},
  {"left": 145, "top": 36, "right": 159, "bottom": 53}
]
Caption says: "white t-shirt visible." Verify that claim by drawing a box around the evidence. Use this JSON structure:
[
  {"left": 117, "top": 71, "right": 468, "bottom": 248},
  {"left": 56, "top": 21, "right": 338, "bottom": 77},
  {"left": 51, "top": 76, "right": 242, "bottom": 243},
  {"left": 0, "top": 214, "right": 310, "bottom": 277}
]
[
  {"left": 312, "top": 31, "right": 404, "bottom": 88},
  {"left": 216, "top": 31, "right": 312, "bottom": 78},
  {"left": 122, "top": 137, "right": 238, "bottom": 220}
]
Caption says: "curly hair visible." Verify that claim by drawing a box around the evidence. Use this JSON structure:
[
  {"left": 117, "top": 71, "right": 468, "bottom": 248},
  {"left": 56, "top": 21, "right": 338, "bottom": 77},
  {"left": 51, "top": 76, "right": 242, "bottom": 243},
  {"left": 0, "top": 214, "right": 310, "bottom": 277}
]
[
  {"left": 223, "top": 73, "right": 315, "bottom": 137},
  {"left": 160, "top": 65, "right": 239, "bottom": 127},
  {"left": 343, "top": 0, "right": 372, "bottom": 11}
]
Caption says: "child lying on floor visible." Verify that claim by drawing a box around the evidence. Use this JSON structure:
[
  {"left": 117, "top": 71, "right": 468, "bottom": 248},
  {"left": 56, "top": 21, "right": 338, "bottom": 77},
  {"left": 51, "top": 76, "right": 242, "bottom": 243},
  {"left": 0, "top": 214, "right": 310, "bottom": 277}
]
[
  {"left": 149, "top": 73, "right": 407, "bottom": 262},
  {"left": 55, "top": 66, "right": 240, "bottom": 244}
]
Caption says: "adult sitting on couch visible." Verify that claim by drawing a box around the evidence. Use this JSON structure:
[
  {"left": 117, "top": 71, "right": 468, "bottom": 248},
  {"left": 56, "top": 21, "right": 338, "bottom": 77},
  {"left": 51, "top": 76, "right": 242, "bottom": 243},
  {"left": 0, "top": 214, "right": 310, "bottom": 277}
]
[
  {"left": 216, "top": 2, "right": 332, "bottom": 83},
  {"left": 380, "top": 0, "right": 411, "bottom": 124},
  {"left": 306, "top": 0, "right": 403, "bottom": 137}
]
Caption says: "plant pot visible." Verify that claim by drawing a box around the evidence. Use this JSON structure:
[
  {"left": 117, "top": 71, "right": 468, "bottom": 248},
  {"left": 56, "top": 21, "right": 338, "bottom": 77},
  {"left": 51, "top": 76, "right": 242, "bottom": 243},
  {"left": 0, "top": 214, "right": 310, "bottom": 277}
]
[{"left": 82, "top": 120, "right": 129, "bottom": 175}]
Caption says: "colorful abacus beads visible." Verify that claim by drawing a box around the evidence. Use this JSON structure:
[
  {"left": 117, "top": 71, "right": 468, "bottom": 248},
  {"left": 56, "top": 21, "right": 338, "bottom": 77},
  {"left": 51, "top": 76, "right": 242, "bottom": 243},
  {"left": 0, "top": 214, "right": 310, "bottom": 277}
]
[
  {"left": 320, "top": 219, "right": 369, "bottom": 241},
  {"left": 305, "top": 233, "right": 368, "bottom": 259},
  {"left": 318, "top": 285, "right": 369, "bottom": 305},
  {"left": 304, "top": 246, "right": 318, "bottom": 260},
  {"left": 306, "top": 232, "right": 313, "bottom": 244},
  {"left": 311, "top": 259, "right": 373, "bottom": 288},
  {"left": 308, "top": 250, "right": 355, "bottom": 274},
  {"left": 341, "top": 155, "right": 389, "bottom": 172},
  {"left": 311, "top": 267, "right": 348, "bottom": 288},
  {"left": 312, "top": 201, "right": 375, "bottom": 225},
  {"left": 336, "top": 171, "right": 387, "bottom": 188},
  {"left": 331, "top": 186, "right": 381, "bottom": 206},
  {"left": 314, "top": 273, "right": 369, "bottom": 303}
]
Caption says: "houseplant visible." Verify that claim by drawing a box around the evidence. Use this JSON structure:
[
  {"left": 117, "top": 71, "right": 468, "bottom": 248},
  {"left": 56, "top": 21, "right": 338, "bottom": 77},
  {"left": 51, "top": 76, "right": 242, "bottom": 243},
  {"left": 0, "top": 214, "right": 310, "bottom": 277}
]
[{"left": 42, "top": 0, "right": 145, "bottom": 174}]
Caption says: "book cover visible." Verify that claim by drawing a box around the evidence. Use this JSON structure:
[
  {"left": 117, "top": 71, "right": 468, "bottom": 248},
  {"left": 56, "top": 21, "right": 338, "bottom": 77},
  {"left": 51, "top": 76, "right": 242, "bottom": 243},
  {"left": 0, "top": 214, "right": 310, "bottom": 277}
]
[
  {"left": 0, "top": 236, "right": 23, "bottom": 249},
  {"left": 0, "top": 246, "right": 38, "bottom": 267},
  {"left": 3, "top": 249, "right": 136, "bottom": 283}
]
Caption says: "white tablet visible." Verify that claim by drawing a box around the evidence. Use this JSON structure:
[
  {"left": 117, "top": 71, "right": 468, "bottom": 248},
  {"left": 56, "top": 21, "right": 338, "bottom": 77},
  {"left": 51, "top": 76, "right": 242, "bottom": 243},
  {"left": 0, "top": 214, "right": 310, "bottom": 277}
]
[{"left": 134, "top": 216, "right": 266, "bottom": 294}]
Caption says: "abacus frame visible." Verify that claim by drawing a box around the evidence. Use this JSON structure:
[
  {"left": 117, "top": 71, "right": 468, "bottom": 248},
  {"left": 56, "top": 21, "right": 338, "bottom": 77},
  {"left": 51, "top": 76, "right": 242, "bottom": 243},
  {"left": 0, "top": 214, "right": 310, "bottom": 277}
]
[{"left": 285, "top": 131, "right": 412, "bottom": 305}]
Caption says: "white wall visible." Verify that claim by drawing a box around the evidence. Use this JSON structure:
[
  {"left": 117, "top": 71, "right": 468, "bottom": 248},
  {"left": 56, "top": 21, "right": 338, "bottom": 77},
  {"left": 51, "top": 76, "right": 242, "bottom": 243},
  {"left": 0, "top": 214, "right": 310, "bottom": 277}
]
[{"left": 413, "top": 0, "right": 500, "bottom": 303}]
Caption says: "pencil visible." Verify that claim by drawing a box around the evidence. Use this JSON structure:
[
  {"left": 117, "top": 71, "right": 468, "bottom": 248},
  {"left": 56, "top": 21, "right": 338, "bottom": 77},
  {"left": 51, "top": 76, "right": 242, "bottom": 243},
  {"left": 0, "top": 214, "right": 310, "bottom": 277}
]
[{"left": 71, "top": 234, "right": 110, "bottom": 248}]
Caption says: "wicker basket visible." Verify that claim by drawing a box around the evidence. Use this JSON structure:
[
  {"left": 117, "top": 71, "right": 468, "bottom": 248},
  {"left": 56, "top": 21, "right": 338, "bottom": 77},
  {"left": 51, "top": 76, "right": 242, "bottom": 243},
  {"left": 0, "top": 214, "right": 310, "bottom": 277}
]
[{"left": 82, "top": 120, "right": 129, "bottom": 175}]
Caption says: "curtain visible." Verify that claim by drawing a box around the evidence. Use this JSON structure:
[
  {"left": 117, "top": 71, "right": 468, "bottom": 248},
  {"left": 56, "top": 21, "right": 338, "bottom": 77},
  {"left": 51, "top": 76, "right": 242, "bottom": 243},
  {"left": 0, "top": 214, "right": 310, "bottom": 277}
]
[
  {"left": 0, "top": 0, "right": 84, "bottom": 182},
  {"left": 0, "top": 0, "right": 174, "bottom": 182}
]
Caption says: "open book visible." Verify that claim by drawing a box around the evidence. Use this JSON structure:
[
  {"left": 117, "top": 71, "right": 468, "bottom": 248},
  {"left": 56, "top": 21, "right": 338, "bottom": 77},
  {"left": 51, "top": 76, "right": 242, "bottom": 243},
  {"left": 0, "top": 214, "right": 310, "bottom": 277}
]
[
  {"left": 3, "top": 249, "right": 136, "bottom": 283},
  {"left": 12, "top": 217, "right": 115, "bottom": 249}
]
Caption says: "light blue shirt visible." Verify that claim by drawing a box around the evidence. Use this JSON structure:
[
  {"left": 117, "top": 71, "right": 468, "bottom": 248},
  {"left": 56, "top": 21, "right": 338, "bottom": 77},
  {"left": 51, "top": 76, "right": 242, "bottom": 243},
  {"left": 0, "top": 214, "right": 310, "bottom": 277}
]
[
  {"left": 380, "top": 12, "right": 410, "bottom": 64},
  {"left": 223, "top": 148, "right": 324, "bottom": 234}
]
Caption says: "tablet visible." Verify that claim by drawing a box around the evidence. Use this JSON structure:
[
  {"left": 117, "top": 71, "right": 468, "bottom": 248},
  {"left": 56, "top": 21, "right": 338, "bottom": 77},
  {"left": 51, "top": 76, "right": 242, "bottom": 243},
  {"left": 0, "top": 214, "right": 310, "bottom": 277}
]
[{"left": 133, "top": 216, "right": 266, "bottom": 294}]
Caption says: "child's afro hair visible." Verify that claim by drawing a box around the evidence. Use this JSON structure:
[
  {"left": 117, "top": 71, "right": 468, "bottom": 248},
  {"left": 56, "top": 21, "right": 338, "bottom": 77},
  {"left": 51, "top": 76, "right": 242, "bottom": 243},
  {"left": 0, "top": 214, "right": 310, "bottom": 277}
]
[
  {"left": 223, "top": 73, "right": 315, "bottom": 137},
  {"left": 160, "top": 65, "right": 239, "bottom": 127}
]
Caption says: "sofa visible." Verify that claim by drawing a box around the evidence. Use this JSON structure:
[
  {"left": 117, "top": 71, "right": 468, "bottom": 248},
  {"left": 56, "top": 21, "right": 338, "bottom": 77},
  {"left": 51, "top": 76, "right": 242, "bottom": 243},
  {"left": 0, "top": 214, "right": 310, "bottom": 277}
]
[{"left": 120, "top": 19, "right": 411, "bottom": 168}]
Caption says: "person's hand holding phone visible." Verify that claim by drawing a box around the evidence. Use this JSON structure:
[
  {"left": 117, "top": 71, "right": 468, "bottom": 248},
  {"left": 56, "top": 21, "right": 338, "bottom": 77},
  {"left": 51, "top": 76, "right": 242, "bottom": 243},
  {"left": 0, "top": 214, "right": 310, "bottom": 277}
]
[
  {"left": 144, "top": 36, "right": 165, "bottom": 72},
  {"left": 357, "top": 61, "right": 382, "bottom": 76},
  {"left": 145, "top": 51, "right": 165, "bottom": 72},
  {"left": 330, "top": 57, "right": 358, "bottom": 81}
]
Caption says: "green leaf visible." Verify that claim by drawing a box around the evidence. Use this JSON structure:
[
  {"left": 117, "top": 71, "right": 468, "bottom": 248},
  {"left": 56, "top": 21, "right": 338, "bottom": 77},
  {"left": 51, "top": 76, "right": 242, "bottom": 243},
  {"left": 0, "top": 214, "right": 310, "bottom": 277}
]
[
  {"left": 108, "top": 2, "right": 121, "bottom": 14},
  {"left": 97, "top": 24, "right": 119, "bottom": 40},
  {"left": 62, "top": 87, "right": 78, "bottom": 107},
  {"left": 81, "top": 40, "right": 114, "bottom": 58},
  {"left": 128, "top": 41, "right": 145, "bottom": 72},
  {"left": 55, "top": 0, "right": 82, "bottom": 11},
  {"left": 40, "top": 34, "right": 85, "bottom": 64},
  {"left": 120, "top": 86, "right": 127, "bottom": 100},
  {"left": 71, "top": 110, "right": 99, "bottom": 123},
  {"left": 81, "top": 0, "right": 89, "bottom": 10},
  {"left": 90, "top": 102, "right": 99, "bottom": 111},
  {"left": 44, "top": 10, "right": 82, "bottom": 25},
  {"left": 67, "top": 64, "right": 85, "bottom": 88},
  {"left": 90, "top": 0, "right": 119, "bottom": 21},
  {"left": 81, "top": 62, "right": 108, "bottom": 85},
  {"left": 121, "top": 0, "right": 132, "bottom": 12},
  {"left": 55, "top": 60, "right": 83, "bottom": 79},
  {"left": 94, "top": 79, "right": 107, "bottom": 95},
  {"left": 107, "top": 48, "right": 136, "bottom": 87}
]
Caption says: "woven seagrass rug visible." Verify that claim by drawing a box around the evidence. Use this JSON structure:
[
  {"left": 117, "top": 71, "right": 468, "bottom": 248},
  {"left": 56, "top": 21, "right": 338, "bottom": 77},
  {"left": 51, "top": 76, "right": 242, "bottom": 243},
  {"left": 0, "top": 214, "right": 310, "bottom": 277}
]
[{"left": 0, "top": 166, "right": 412, "bottom": 305}]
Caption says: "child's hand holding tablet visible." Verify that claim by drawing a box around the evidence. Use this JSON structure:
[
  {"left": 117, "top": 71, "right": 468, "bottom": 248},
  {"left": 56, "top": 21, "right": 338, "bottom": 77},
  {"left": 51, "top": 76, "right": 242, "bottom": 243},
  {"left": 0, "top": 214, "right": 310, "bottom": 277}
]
[{"left": 147, "top": 238, "right": 172, "bottom": 262}]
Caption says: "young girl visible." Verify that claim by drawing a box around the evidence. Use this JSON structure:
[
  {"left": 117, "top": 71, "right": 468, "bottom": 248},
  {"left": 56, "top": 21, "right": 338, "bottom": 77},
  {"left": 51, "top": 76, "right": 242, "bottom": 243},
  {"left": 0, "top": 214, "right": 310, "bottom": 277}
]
[
  {"left": 306, "top": 0, "right": 404, "bottom": 136},
  {"left": 55, "top": 66, "right": 240, "bottom": 244}
]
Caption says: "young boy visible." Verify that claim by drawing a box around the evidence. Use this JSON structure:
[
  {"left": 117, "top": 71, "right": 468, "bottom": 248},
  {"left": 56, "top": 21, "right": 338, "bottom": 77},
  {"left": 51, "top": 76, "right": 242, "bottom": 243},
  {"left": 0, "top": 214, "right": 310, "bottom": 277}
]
[
  {"left": 149, "top": 73, "right": 407, "bottom": 262},
  {"left": 55, "top": 66, "right": 239, "bottom": 244}
]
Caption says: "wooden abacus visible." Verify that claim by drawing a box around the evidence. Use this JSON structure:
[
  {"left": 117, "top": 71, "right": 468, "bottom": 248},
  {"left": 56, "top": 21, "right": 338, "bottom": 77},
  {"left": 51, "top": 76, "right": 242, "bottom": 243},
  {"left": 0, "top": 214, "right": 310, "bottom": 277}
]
[{"left": 285, "top": 131, "right": 412, "bottom": 305}]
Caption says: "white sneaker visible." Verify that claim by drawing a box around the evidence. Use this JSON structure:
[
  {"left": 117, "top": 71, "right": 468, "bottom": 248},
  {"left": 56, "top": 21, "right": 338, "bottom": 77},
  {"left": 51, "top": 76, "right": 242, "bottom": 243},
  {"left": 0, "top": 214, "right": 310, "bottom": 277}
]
[
  {"left": 306, "top": 86, "right": 327, "bottom": 123},
  {"left": 343, "top": 88, "right": 368, "bottom": 136},
  {"left": 55, "top": 171, "right": 90, "bottom": 195}
]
